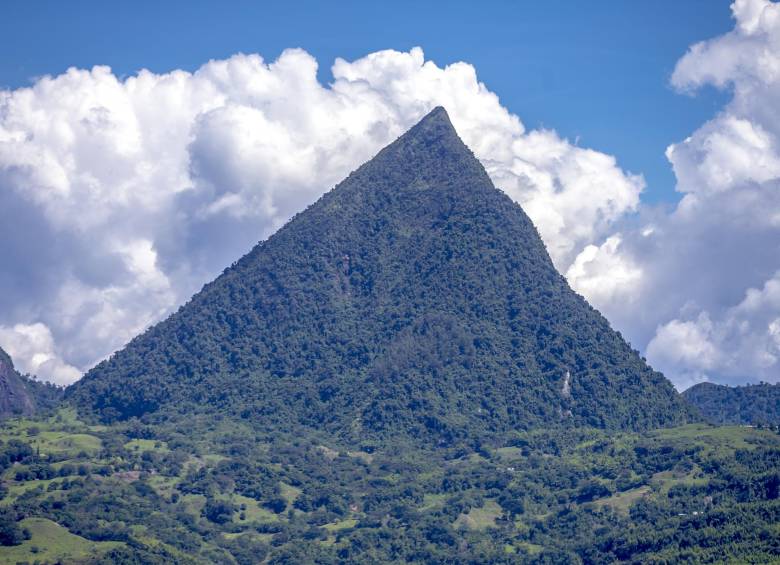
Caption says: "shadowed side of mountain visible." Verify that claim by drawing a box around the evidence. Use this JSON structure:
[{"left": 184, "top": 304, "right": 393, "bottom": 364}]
[
  {"left": 684, "top": 381, "right": 780, "bottom": 425},
  {"left": 0, "top": 347, "right": 62, "bottom": 419},
  {"left": 67, "top": 107, "right": 695, "bottom": 443}
]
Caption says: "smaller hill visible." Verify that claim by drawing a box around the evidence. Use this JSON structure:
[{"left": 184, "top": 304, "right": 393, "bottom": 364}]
[
  {"left": 0, "top": 347, "right": 62, "bottom": 419},
  {"left": 683, "top": 382, "right": 780, "bottom": 425}
]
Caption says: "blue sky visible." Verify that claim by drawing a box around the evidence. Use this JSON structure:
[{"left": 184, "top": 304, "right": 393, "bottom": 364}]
[{"left": 2, "top": 0, "right": 732, "bottom": 203}]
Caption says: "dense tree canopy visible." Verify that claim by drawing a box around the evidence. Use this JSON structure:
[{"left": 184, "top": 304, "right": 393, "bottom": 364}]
[
  {"left": 68, "top": 107, "right": 693, "bottom": 443},
  {"left": 684, "top": 382, "right": 780, "bottom": 425}
]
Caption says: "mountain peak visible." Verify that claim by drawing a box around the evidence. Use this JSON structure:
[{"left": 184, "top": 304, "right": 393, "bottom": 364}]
[
  {"left": 70, "top": 109, "right": 693, "bottom": 440},
  {"left": 409, "top": 105, "right": 455, "bottom": 135},
  {"left": 341, "top": 105, "right": 485, "bottom": 209},
  {"left": 423, "top": 105, "right": 449, "bottom": 120},
  {"left": 387, "top": 106, "right": 465, "bottom": 157}
]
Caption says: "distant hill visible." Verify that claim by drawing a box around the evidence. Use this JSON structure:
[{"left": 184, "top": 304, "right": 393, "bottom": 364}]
[
  {"left": 683, "top": 381, "right": 780, "bottom": 425},
  {"left": 68, "top": 107, "right": 694, "bottom": 443},
  {"left": 0, "top": 347, "right": 61, "bottom": 419}
]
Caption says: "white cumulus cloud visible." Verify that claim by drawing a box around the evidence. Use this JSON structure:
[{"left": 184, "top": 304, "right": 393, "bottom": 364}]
[
  {"left": 647, "top": 272, "right": 780, "bottom": 389},
  {"left": 566, "top": 235, "right": 643, "bottom": 307},
  {"left": 0, "top": 323, "right": 80, "bottom": 385},
  {"left": 569, "top": 0, "right": 780, "bottom": 388},
  {"left": 0, "top": 47, "right": 640, "bottom": 384}
]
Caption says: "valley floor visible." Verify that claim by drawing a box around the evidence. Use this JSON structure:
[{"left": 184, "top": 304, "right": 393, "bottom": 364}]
[{"left": 0, "top": 408, "right": 779, "bottom": 563}]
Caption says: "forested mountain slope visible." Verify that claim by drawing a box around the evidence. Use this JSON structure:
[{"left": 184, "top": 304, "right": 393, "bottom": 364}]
[
  {"left": 68, "top": 107, "right": 693, "bottom": 442},
  {"left": 684, "top": 381, "right": 780, "bottom": 425}
]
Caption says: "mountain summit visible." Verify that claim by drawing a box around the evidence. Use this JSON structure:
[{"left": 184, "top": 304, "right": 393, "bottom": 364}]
[{"left": 68, "top": 107, "right": 692, "bottom": 441}]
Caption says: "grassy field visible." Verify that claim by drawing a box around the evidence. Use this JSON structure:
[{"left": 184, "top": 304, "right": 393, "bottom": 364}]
[
  {"left": 506, "top": 541, "right": 544, "bottom": 555},
  {"left": 0, "top": 518, "right": 123, "bottom": 563},
  {"left": 233, "top": 494, "right": 281, "bottom": 524},
  {"left": 322, "top": 518, "right": 358, "bottom": 532},
  {"left": 419, "top": 493, "right": 448, "bottom": 511},
  {"left": 1, "top": 429, "right": 100, "bottom": 457},
  {"left": 224, "top": 531, "right": 274, "bottom": 543},
  {"left": 593, "top": 485, "right": 651, "bottom": 514},
  {"left": 346, "top": 450, "right": 374, "bottom": 464},
  {"left": 650, "top": 423, "right": 771, "bottom": 453},
  {"left": 147, "top": 473, "right": 181, "bottom": 498},
  {"left": 0, "top": 408, "right": 102, "bottom": 458},
  {"left": 493, "top": 446, "right": 524, "bottom": 460},
  {"left": 279, "top": 482, "right": 301, "bottom": 505},
  {"left": 124, "top": 438, "right": 170, "bottom": 453},
  {"left": 651, "top": 466, "right": 709, "bottom": 496},
  {"left": 453, "top": 499, "right": 503, "bottom": 531}
]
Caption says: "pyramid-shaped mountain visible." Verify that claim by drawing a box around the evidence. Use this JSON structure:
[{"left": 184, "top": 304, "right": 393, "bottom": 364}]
[{"left": 68, "top": 107, "right": 692, "bottom": 441}]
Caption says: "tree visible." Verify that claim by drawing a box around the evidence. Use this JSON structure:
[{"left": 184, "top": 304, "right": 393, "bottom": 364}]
[
  {"left": 203, "top": 498, "right": 234, "bottom": 524},
  {"left": 0, "top": 509, "right": 27, "bottom": 546}
]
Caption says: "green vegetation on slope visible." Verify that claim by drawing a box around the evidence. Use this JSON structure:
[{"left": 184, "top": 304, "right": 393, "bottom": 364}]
[
  {"left": 0, "top": 517, "right": 123, "bottom": 563},
  {"left": 684, "top": 381, "right": 780, "bottom": 425},
  {"left": 0, "top": 409, "right": 778, "bottom": 564},
  {"left": 68, "top": 107, "right": 693, "bottom": 444}
]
